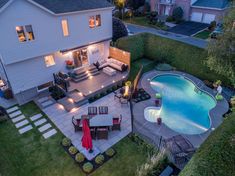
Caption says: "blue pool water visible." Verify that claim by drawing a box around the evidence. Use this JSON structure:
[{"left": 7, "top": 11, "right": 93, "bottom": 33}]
[{"left": 150, "top": 74, "right": 216, "bottom": 135}]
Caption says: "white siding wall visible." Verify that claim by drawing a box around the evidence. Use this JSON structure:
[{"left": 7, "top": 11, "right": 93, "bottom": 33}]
[
  {"left": 0, "top": 0, "right": 113, "bottom": 65},
  {"left": 5, "top": 40, "right": 110, "bottom": 94}
]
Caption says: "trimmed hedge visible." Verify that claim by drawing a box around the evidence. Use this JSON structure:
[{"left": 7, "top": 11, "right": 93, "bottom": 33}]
[
  {"left": 180, "top": 112, "right": 235, "bottom": 176},
  {"left": 116, "top": 33, "right": 230, "bottom": 85}
]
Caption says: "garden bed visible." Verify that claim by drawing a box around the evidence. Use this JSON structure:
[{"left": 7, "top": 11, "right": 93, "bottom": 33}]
[{"left": 61, "top": 138, "right": 116, "bottom": 175}]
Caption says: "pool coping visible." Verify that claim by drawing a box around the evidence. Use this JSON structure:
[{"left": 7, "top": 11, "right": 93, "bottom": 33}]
[{"left": 133, "top": 70, "right": 229, "bottom": 148}]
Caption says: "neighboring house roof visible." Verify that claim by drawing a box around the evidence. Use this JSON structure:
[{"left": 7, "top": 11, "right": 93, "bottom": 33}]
[
  {"left": 0, "top": 0, "right": 10, "bottom": 9},
  {"left": 30, "top": 0, "right": 113, "bottom": 14},
  {"left": 192, "top": 0, "right": 230, "bottom": 9},
  {"left": 0, "top": 0, "right": 113, "bottom": 14}
]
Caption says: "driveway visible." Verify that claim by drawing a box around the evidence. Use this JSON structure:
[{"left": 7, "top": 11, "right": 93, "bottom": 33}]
[
  {"left": 168, "top": 21, "right": 209, "bottom": 36},
  {"left": 126, "top": 23, "right": 208, "bottom": 49}
]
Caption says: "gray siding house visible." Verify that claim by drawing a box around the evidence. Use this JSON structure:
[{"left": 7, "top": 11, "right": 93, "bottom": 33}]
[{"left": 0, "top": 0, "right": 113, "bottom": 104}]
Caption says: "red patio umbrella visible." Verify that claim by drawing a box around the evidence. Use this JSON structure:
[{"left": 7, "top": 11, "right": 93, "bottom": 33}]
[{"left": 81, "top": 119, "right": 93, "bottom": 152}]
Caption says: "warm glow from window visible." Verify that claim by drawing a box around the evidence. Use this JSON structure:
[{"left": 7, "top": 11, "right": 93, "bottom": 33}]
[
  {"left": 89, "top": 16, "right": 95, "bottom": 28},
  {"left": 16, "top": 25, "right": 34, "bottom": 42},
  {"left": 16, "top": 26, "right": 26, "bottom": 42},
  {"left": 96, "top": 15, "right": 101, "bottom": 26},
  {"left": 61, "top": 19, "right": 69, "bottom": 36},
  {"left": 44, "top": 55, "right": 55, "bottom": 67}
]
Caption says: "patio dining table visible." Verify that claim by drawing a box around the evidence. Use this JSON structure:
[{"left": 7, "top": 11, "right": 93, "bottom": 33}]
[{"left": 89, "top": 114, "right": 113, "bottom": 127}]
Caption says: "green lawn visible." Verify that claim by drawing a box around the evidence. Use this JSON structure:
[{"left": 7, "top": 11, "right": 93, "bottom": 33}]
[
  {"left": 124, "top": 17, "right": 168, "bottom": 31},
  {"left": 0, "top": 102, "right": 149, "bottom": 176},
  {"left": 193, "top": 30, "right": 211, "bottom": 39}
]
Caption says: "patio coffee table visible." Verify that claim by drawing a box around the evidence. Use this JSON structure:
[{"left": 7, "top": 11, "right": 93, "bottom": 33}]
[
  {"left": 89, "top": 114, "right": 113, "bottom": 127},
  {"left": 103, "top": 67, "right": 117, "bottom": 76}
]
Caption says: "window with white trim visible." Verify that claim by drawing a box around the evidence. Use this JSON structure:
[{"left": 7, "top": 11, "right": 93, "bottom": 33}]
[
  {"left": 44, "top": 55, "right": 55, "bottom": 67},
  {"left": 61, "top": 19, "right": 69, "bottom": 36},
  {"left": 89, "top": 15, "right": 101, "bottom": 28},
  {"left": 16, "top": 25, "right": 34, "bottom": 42}
]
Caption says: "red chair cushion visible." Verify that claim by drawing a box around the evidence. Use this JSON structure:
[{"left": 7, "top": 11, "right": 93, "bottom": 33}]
[{"left": 113, "top": 119, "right": 119, "bottom": 124}]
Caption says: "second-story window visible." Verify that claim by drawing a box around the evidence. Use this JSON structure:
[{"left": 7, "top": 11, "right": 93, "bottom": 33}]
[
  {"left": 16, "top": 25, "right": 35, "bottom": 42},
  {"left": 61, "top": 19, "right": 69, "bottom": 36},
  {"left": 89, "top": 15, "right": 101, "bottom": 28}
]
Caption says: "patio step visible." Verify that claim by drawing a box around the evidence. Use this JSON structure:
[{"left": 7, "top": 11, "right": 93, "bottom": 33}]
[
  {"left": 43, "top": 129, "right": 57, "bottom": 139},
  {"left": 72, "top": 71, "right": 100, "bottom": 83},
  {"left": 7, "top": 106, "right": 19, "bottom": 113},
  {"left": 37, "top": 97, "right": 49, "bottom": 103},
  {"left": 41, "top": 100, "right": 55, "bottom": 108},
  {"left": 57, "top": 97, "right": 76, "bottom": 112}
]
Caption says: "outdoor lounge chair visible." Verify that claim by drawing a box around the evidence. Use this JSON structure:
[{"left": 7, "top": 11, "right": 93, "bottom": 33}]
[
  {"left": 112, "top": 115, "right": 122, "bottom": 131},
  {"left": 97, "top": 127, "right": 108, "bottom": 140},
  {"left": 88, "top": 107, "right": 97, "bottom": 117},
  {"left": 99, "top": 106, "right": 108, "bottom": 114},
  {"left": 72, "top": 116, "right": 82, "bottom": 132}
]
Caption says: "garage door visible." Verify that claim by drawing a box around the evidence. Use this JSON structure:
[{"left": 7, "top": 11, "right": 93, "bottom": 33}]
[
  {"left": 202, "top": 14, "right": 216, "bottom": 24},
  {"left": 191, "top": 12, "right": 203, "bottom": 22}
]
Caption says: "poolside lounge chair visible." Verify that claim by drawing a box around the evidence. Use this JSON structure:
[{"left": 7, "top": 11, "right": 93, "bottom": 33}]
[
  {"left": 97, "top": 127, "right": 108, "bottom": 140},
  {"left": 112, "top": 115, "right": 122, "bottom": 131},
  {"left": 72, "top": 116, "right": 82, "bottom": 132},
  {"left": 99, "top": 106, "right": 108, "bottom": 114},
  {"left": 88, "top": 107, "right": 97, "bottom": 117}
]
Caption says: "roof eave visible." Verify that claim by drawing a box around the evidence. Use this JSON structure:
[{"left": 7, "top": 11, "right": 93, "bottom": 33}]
[
  {"left": 0, "top": 0, "right": 14, "bottom": 14},
  {"left": 27, "top": 0, "right": 114, "bottom": 16},
  {"left": 191, "top": 5, "right": 228, "bottom": 11}
]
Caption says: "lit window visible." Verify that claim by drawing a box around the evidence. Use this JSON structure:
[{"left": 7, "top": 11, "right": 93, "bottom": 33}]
[
  {"left": 25, "top": 25, "right": 35, "bottom": 41},
  {"left": 16, "top": 26, "right": 26, "bottom": 42},
  {"left": 89, "top": 16, "right": 95, "bottom": 28},
  {"left": 16, "top": 25, "right": 35, "bottom": 42},
  {"left": 44, "top": 55, "right": 55, "bottom": 67},
  {"left": 61, "top": 19, "right": 69, "bottom": 36},
  {"left": 96, "top": 15, "right": 101, "bottom": 26}
]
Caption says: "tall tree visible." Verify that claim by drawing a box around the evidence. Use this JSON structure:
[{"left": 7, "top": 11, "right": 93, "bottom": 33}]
[
  {"left": 205, "top": 7, "right": 235, "bottom": 86},
  {"left": 114, "top": 0, "right": 126, "bottom": 19},
  {"left": 127, "top": 0, "right": 145, "bottom": 10}
]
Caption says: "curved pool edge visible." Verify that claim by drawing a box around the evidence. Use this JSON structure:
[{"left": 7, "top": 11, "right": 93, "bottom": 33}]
[
  {"left": 139, "top": 70, "right": 229, "bottom": 137},
  {"left": 149, "top": 73, "right": 216, "bottom": 134}
]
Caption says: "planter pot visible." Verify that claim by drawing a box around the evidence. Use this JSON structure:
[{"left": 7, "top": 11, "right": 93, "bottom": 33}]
[{"left": 157, "top": 117, "right": 162, "bottom": 125}]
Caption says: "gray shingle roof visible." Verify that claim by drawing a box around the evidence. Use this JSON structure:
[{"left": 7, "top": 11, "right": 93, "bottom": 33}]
[
  {"left": 0, "top": 0, "right": 10, "bottom": 9},
  {"left": 31, "top": 0, "right": 113, "bottom": 14},
  {"left": 192, "top": 0, "right": 230, "bottom": 9}
]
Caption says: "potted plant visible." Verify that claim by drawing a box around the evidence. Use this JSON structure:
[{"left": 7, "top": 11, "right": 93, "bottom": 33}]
[
  {"left": 213, "top": 80, "right": 221, "bottom": 88},
  {"left": 157, "top": 117, "right": 162, "bottom": 125},
  {"left": 65, "top": 60, "right": 75, "bottom": 69}
]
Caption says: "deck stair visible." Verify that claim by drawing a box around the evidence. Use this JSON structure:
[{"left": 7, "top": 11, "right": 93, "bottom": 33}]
[
  {"left": 67, "top": 90, "right": 89, "bottom": 106},
  {"left": 57, "top": 97, "right": 76, "bottom": 112},
  {"left": 71, "top": 65, "right": 100, "bottom": 83},
  {"left": 34, "top": 96, "right": 56, "bottom": 109}
]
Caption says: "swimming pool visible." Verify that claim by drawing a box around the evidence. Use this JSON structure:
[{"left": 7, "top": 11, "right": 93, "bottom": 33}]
[{"left": 148, "top": 74, "right": 216, "bottom": 135}]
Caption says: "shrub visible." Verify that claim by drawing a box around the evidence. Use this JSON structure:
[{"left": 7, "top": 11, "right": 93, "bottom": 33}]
[
  {"left": 116, "top": 33, "right": 230, "bottom": 86},
  {"left": 62, "top": 138, "right": 71, "bottom": 147},
  {"left": 166, "top": 16, "right": 174, "bottom": 22},
  {"left": 208, "top": 21, "right": 216, "bottom": 31},
  {"left": 95, "top": 154, "right": 105, "bottom": 165},
  {"left": 68, "top": 146, "right": 78, "bottom": 155},
  {"left": 155, "top": 63, "right": 173, "bottom": 71},
  {"left": 172, "top": 7, "right": 183, "bottom": 22},
  {"left": 75, "top": 153, "right": 85, "bottom": 163},
  {"left": 82, "top": 162, "right": 93, "bottom": 173},
  {"left": 147, "top": 11, "right": 158, "bottom": 25},
  {"left": 105, "top": 148, "right": 115, "bottom": 157},
  {"left": 112, "top": 17, "right": 128, "bottom": 41}
]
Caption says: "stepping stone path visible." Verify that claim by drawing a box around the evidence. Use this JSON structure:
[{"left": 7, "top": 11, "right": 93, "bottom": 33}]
[
  {"left": 34, "top": 118, "right": 47, "bottom": 127},
  {"left": 6, "top": 106, "right": 19, "bottom": 114},
  {"left": 19, "top": 125, "right": 33, "bottom": 134},
  {"left": 38, "top": 123, "right": 52, "bottom": 133},
  {"left": 9, "top": 110, "right": 22, "bottom": 118},
  {"left": 43, "top": 129, "right": 57, "bottom": 139},
  {"left": 7, "top": 107, "right": 57, "bottom": 139},
  {"left": 30, "top": 114, "right": 43, "bottom": 121},
  {"left": 36, "top": 96, "right": 55, "bottom": 109},
  {"left": 12, "top": 115, "right": 25, "bottom": 123},
  {"left": 15, "top": 119, "right": 29, "bottom": 128}
]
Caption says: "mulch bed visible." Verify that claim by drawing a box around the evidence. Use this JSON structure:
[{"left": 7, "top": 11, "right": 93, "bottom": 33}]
[
  {"left": 62, "top": 143, "right": 116, "bottom": 175},
  {"left": 132, "top": 88, "right": 151, "bottom": 103}
]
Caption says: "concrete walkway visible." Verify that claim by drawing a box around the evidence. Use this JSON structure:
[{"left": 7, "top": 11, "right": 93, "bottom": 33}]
[{"left": 126, "top": 23, "right": 208, "bottom": 49}]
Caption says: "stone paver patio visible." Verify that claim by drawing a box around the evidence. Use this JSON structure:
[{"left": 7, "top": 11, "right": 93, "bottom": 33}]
[{"left": 43, "top": 92, "right": 131, "bottom": 160}]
